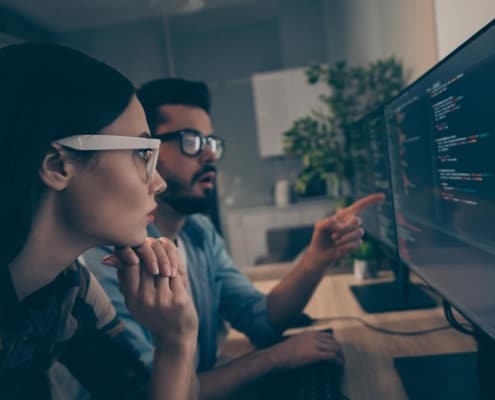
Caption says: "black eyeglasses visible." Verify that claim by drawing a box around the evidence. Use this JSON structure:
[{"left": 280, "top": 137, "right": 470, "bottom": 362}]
[{"left": 154, "top": 129, "right": 225, "bottom": 160}]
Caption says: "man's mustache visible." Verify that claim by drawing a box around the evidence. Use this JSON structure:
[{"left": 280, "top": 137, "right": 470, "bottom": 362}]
[{"left": 191, "top": 165, "right": 217, "bottom": 184}]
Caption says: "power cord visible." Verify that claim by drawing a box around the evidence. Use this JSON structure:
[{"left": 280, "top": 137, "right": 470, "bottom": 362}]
[
  {"left": 403, "top": 282, "right": 475, "bottom": 336},
  {"left": 443, "top": 299, "right": 475, "bottom": 336}
]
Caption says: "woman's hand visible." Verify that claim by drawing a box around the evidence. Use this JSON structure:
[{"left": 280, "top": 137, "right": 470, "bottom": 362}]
[{"left": 103, "top": 238, "right": 198, "bottom": 351}]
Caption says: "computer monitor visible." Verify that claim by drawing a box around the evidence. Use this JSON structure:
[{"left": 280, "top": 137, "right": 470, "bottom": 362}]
[
  {"left": 350, "top": 107, "right": 396, "bottom": 249},
  {"left": 349, "top": 107, "right": 436, "bottom": 313},
  {"left": 385, "top": 19, "right": 495, "bottom": 399}
]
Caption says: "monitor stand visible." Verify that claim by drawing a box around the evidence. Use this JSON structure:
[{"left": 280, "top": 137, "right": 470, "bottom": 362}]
[
  {"left": 393, "top": 329, "right": 495, "bottom": 400},
  {"left": 394, "top": 352, "right": 479, "bottom": 400},
  {"left": 350, "top": 266, "right": 436, "bottom": 313}
]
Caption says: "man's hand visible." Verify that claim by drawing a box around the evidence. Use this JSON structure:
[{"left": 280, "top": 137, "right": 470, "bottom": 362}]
[
  {"left": 303, "top": 193, "right": 385, "bottom": 269},
  {"left": 271, "top": 330, "right": 344, "bottom": 369}
]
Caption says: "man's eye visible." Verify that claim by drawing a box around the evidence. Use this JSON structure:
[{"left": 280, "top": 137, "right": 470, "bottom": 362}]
[{"left": 184, "top": 138, "right": 196, "bottom": 147}]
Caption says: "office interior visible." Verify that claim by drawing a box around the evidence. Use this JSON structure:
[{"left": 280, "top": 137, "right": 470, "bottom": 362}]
[{"left": 2, "top": 1, "right": 495, "bottom": 399}]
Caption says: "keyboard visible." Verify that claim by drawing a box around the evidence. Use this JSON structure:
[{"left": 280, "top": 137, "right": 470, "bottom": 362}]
[{"left": 257, "top": 361, "right": 344, "bottom": 400}]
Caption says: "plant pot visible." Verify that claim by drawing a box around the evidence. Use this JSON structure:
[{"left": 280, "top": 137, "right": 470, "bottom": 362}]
[
  {"left": 325, "top": 173, "right": 340, "bottom": 198},
  {"left": 340, "top": 178, "right": 352, "bottom": 197},
  {"left": 353, "top": 259, "right": 377, "bottom": 280}
]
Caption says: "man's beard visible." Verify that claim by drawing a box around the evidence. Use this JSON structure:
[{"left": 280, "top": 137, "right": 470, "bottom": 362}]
[{"left": 158, "top": 165, "right": 217, "bottom": 215}]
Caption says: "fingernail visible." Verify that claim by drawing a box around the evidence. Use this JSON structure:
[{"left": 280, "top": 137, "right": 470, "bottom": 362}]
[
  {"left": 101, "top": 255, "right": 118, "bottom": 266},
  {"left": 151, "top": 262, "right": 159, "bottom": 276}
]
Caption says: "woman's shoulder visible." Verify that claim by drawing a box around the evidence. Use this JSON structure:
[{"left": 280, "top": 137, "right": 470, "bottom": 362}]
[{"left": 71, "top": 259, "right": 118, "bottom": 332}]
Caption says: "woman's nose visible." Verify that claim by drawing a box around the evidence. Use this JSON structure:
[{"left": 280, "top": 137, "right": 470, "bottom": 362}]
[{"left": 151, "top": 171, "right": 167, "bottom": 194}]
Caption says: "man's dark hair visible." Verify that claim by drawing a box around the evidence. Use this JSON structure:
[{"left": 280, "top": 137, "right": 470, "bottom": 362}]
[{"left": 137, "top": 78, "right": 210, "bottom": 131}]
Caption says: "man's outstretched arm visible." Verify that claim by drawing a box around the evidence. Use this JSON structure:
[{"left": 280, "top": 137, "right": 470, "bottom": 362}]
[{"left": 267, "top": 193, "right": 385, "bottom": 329}]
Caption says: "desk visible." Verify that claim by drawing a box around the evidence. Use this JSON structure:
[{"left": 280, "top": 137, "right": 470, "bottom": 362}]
[{"left": 222, "top": 272, "right": 476, "bottom": 399}]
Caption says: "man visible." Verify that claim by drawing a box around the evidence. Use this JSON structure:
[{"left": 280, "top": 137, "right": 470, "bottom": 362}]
[{"left": 84, "top": 78, "right": 384, "bottom": 399}]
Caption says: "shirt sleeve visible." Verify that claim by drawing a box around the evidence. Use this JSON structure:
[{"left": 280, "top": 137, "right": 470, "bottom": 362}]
[
  {"left": 59, "top": 264, "right": 150, "bottom": 399},
  {"left": 79, "top": 248, "right": 155, "bottom": 365},
  {"left": 202, "top": 217, "right": 282, "bottom": 347}
]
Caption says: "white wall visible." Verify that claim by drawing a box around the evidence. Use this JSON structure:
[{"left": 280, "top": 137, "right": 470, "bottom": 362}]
[
  {"left": 434, "top": 0, "right": 495, "bottom": 60},
  {"left": 323, "top": 0, "right": 438, "bottom": 82}
]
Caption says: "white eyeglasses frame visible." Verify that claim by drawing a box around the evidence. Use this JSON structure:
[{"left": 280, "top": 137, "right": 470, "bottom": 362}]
[{"left": 54, "top": 134, "right": 160, "bottom": 181}]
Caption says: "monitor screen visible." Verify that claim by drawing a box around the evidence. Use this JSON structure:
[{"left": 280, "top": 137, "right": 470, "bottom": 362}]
[
  {"left": 385, "top": 20, "right": 495, "bottom": 338},
  {"left": 350, "top": 108, "right": 396, "bottom": 252}
]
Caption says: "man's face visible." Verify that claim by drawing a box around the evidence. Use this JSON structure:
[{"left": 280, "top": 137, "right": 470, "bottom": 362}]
[{"left": 153, "top": 104, "right": 217, "bottom": 214}]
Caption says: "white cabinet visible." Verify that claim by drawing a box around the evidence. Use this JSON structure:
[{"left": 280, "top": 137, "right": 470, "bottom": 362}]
[
  {"left": 224, "top": 199, "right": 334, "bottom": 267},
  {"left": 252, "top": 67, "right": 328, "bottom": 157}
]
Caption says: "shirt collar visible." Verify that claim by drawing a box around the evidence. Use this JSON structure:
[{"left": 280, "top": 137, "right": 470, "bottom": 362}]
[{"left": 147, "top": 218, "right": 205, "bottom": 247}]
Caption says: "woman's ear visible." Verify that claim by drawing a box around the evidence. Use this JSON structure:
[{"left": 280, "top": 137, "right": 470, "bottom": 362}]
[{"left": 39, "top": 144, "right": 74, "bottom": 191}]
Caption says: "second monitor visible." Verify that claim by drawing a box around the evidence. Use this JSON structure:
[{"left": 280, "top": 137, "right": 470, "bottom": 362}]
[{"left": 349, "top": 107, "right": 435, "bottom": 313}]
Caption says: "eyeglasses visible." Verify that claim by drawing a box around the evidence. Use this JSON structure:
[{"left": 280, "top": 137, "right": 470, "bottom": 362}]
[
  {"left": 154, "top": 129, "right": 225, "bottom": 160},
  {"left": 54, "top": 134, "right": 160, "bottom": 182}
]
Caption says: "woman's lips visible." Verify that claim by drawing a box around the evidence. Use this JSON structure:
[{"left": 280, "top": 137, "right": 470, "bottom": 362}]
[{"left": 147, "top": 205, "right": 157, "bottom": 223}]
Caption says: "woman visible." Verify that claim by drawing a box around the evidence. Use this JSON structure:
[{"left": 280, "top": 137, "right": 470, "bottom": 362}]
[{"left": 0, "top": 42, "right": 198, "bottom": 399}]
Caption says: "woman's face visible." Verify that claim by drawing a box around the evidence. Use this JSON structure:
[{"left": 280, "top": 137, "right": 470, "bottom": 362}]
[{"left": 59, "top": 95, "right": 166, "bottom": 247}]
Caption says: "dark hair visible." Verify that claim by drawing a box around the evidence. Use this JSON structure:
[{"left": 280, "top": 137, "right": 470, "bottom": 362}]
[
  {"left": 137, "top": 78, "right": 210, "bottom": 131},
  {"left": 0, "top": 42, "right": 135, "bottom": 267}
]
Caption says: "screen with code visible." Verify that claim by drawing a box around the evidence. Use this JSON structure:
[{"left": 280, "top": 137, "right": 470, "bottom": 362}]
[{"left": 385, "top": 20, "right": 495, "bottom": 338}]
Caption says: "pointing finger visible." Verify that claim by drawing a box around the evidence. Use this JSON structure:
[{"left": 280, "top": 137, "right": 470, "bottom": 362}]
[{"left": 338, "top": 193, "right": 385, "bottom": 217}]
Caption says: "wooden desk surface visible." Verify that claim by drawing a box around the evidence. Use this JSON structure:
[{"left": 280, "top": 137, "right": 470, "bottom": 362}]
[{"left": 223, "top": 272, "right": 476, "bottom": 399}]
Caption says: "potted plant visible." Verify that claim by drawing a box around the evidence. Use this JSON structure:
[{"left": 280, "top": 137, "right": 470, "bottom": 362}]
[
  {"left": 352, "top": 240, "right": 377, "bottom": 280},
  {"left": 283, "top": 58, "right": 407, "bottom": 198}
]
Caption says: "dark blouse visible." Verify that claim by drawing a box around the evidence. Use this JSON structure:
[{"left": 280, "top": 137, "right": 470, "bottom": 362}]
[{"left": 0, "top": 261, "right": 150, "bottom": 399}]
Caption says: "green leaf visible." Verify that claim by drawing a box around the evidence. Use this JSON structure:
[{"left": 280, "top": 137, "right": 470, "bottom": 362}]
[{"left": 282, "top": 56, "right": 405, "bottom": 191}]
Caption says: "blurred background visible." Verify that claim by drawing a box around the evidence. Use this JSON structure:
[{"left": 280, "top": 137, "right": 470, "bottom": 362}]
[{"left": 1, "top": 0, "right": 493, "bottom": 267}]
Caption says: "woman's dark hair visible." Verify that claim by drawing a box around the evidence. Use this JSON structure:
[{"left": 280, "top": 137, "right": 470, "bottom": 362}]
[{"left": 0, "top": 42, "right": 135, "bottom": 267}]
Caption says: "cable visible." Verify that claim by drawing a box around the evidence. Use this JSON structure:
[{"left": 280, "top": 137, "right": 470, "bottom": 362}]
[
  {"left": 401, "top": 283, "right": 475, "bottom": 336},
  {"left": 415, "top": 281, "right": 436, "bottom": 293},
  {"left": 443, "top": 299, "right": 475, "bottom": 336},
  {"left": 309, "top": 316, "right": 454, "bottom": 336}
]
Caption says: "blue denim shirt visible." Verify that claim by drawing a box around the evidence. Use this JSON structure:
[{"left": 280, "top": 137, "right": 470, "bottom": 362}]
[{"left": 82, "top": 215, "right": 279, "bottom": 372}]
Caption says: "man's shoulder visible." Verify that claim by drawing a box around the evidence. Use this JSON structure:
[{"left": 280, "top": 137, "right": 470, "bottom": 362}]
[
  {"left": 81, "top": 246, "right": 113, "bottom": 264},
  {"left": 182, "top": 214, "right": 217, "bottom": 240},
  {"left": 185, "top": 214, "right": 215, "bottom": 231},
  {"left": 79, "top": 246, "right": 115, "bottom": 281}
]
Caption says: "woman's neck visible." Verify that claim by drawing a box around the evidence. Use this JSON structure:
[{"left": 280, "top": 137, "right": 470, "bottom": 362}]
[{"left": 8, "top": 195, "right": 93, "bottom": 301}]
